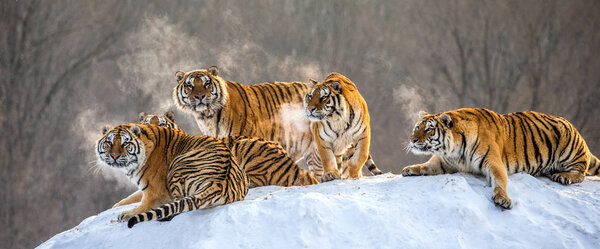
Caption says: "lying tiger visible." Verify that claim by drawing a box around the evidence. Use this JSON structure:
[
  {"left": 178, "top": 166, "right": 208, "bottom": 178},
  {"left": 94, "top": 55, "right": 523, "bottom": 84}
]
[
  {"left": 138, "top": 112, "right": 318, "bottom": 187},
  {"left": 402, "top": 108, "right": 600, "bottom": 209},
  {"left": 172, "top": 66, "right": 383, "bottom": 181},
  {"left": 97, "top": 124, "right": 247, "bottom": 228}
]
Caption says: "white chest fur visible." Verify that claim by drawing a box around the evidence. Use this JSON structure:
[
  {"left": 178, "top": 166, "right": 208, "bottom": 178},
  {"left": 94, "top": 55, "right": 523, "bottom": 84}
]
[{"left": 319, "top": 109, "right": 363, "bottom": 156}]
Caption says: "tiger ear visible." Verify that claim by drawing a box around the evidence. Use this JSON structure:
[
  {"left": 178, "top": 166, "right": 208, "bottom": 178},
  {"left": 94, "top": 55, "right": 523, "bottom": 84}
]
[
  {"left": 130, "top": 126, "right": 141, "bottom": 136},
  {"left": 418, "top": 111, "right": 429, "bottom": 118},
  {"left": 207, "top": 65, "right": 219, "bottom": 76},
  {"left": 440, "top": 113, "right": 453, "bottom": 128},
  {"left": 308, "top": 79, "right": 318, "bottom": 87},
  {"left": 164, "top": 111, "right": 175, "bottom": 121},
  {"left": 101, "top": 125, "right": 112, "bottom": 135},
  {"left": 138, "top": 112, "right": 147, "bottom": 122},
  {"left": 331, "top": 81, "right": 342, "bottom": 92},
  {"left": 175, "top": 70, "right": 185, "bottom": 82}
]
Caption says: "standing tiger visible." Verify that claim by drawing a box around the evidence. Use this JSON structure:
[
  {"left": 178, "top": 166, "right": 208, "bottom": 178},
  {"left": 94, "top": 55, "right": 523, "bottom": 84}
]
[
  {"left": 139, "top": 111, "right": 318, "bottom": 187},
  {"left": 172, "top": 66, "right": 383, "bottom": 180},
  {"left": 304, "top": 73, "right": 379, "bottom": 182},
  {"left": 96, "top": 124, "right": 248, "bottom": 228},
  {"left": 401, "top": 108, "right": 600, "bottom": 209}
]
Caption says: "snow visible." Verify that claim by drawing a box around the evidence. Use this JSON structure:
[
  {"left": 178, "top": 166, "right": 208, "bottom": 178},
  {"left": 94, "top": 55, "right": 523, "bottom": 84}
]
[{"left": 38, "top": 173, "right": 600, "bottom": 249}]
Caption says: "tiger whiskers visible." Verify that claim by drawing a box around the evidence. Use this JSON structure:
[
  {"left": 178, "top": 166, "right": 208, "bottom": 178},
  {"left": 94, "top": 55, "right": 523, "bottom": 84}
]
[
  {"left": 88, "top": 160, "right": 103, "bottom": 176},
  {"left": 403, "top": 143, "right": 412, "bottom": 154}
]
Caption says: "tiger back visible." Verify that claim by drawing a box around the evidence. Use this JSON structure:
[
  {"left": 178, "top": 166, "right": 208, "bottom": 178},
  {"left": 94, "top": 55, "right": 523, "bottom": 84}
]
[
  {"left": 96, "top": 124, "right": 247, "bottom": 228},
  {"left": 139, "top": 111, "right": 318, "bottom": 187}
]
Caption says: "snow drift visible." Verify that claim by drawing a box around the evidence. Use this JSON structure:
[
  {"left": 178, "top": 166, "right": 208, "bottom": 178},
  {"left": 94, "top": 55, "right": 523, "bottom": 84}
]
[{"left": 38, "top": 173, "right": 600, "bottom": 249}]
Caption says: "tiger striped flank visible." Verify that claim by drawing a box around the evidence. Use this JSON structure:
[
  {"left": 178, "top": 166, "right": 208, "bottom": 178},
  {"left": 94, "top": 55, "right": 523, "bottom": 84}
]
[{"left": 221, "top": 136, "right": 319, "bottom": 187}]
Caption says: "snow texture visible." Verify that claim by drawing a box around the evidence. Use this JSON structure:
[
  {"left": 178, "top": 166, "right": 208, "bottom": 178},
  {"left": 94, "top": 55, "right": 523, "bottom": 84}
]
[{"left": 38, "top": 173, "right": 600, "bottom": 249}]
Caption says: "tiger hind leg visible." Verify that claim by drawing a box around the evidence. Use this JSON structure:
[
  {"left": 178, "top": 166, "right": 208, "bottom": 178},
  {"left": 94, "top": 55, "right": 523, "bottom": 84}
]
[
  {"left": 364, "top": 154, "right": 383, "bottom": 175},
  {"left": 549, "top": 171, "right": 585, "bottom": 185},
  {"left": 548, "top": 161, "right": 587, "bottom": 185}
]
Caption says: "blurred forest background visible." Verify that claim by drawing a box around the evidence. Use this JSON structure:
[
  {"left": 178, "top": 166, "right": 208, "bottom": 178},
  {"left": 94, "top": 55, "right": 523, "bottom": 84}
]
[{"left": 1, "top": 0, "right": 599, "bottom": 247}]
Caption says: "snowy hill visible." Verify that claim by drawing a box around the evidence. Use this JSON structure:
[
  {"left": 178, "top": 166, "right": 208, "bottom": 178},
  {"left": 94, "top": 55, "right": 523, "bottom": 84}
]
[{"left": 38, "top": 173, "right": 600, "bottom": 249}]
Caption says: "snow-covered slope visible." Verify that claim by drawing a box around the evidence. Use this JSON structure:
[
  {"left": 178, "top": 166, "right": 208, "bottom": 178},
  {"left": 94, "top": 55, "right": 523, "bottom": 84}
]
[{"left": 38, "top": 173, "right": 600, "bottom": 249}]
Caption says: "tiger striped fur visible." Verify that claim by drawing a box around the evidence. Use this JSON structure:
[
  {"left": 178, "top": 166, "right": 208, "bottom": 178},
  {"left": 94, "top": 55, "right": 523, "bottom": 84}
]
[
  {"left": 138, "top": 111, "right": 318, "bottom": 187},
  {"left": 96, "top": 124, "right": 247, "bottom": 228},
  {"left": 221, "top": 136, "right": 319, "bottom": 187},
  {"left": 173, "top": 66, "right": 383, "bottom": 180},
  {"left": 402, "top": 108, "right": 600, "bottom": 209},
  {"left": 304, "top": 73, "right": 381, "bottom": 182}
]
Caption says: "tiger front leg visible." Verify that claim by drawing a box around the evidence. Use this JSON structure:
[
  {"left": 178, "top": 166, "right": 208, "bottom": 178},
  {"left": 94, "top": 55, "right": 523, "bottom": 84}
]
[
  {"left": 401, "top": 156, "right": 447, "bottom": 176},
  {"left": 346, "top": 133, "right": 370, "bottom": 179},
  {"left": 318, "top": 147, "right": 340, "bottom": 182},
  {"left": 112, "top": 191, "right": 143, "bottom": 208},
  {"left": 484, "top": 157, "right": 512, "bottom": 210},
  {"left": 117, "top": 189, "right": 170, "bottom": 222},
  {"left": 313, "top": 127, "right": 340, "bottom": 182}
]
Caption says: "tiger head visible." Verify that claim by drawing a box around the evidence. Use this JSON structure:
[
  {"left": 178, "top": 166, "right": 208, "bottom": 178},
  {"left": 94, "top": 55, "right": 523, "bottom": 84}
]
[
  {"left": 409, "top": 111, "right": 455, "bottom": 156},
  {"left": 96, "top": 124, "right": 154, "bottom": 174},
  {"left": 173, "top": 66, "right": 228, "bottom": 118},
  {"left": 304, "top": 73, "right": 355, "bottom": 122},
  {"left": 138, "top": 111, "right": 180, "bottom": 130}
]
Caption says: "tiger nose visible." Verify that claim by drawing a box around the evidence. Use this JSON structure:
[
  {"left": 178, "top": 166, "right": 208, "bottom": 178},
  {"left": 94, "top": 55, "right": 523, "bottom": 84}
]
[
  {"left": 194, "top": 94, "right": 205, "bottom": 100},
  {"left": 110, "top": 154, "right": 120, "bottom": 160},
  {"left": 411, "top": 138, "right": 419, "bottom": 143},
  {"left": 308, "top": 107, "right": 316, "bottom": 113}
]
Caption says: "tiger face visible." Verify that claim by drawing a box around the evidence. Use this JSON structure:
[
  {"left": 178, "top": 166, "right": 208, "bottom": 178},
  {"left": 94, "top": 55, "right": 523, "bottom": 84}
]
[
  {"left": 304, "top": 79, "right": 345, "bottom": 122},
  {"left": 409, "top": 111, "right": 454, "bottom": 156},
  {"left": 173, "top": 66, "right": 226, "bottom": 116},
  {"left": 96, "top": 125, "right": 150, "bottom": 172},
  {"left": 139, "top": 111, "right": 179, "bottom": 130}
]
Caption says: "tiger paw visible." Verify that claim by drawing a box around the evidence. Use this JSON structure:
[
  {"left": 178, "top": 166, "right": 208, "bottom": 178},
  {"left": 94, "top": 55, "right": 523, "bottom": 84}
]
[
  {"left": 321, "top": 171, "right": 340, "bottom": 182},
  {"left": 117, "top": 210, "right": 137, "bottom": 222},
  {"left": 550, "top": 172, "right": 584, "bottom": 185},
  {"left": 492, "top": 191, "right": 512, "bottom": 210},
  {"left": 371, "top": 168, "right": 384, "bottom": 175},
  {"left": 401, "top": 165, "right": 425, "bottom": 176}
]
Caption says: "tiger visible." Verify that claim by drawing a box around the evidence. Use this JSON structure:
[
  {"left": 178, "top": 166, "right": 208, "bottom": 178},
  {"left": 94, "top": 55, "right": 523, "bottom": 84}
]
[
  {"left": 172, "top": 66, "right": 383, "bottom": 180},
  {"left": 304, "top": 72, "right": 379, "bottom": 182},
  {"left": 96, "top": 124, "right": 248, "bottom": 228},
  {"left": 138, "top": 111, "right": 179, "bottom": 130},
  {"left": 138, "top": 111, "right": 318, "bottom": 187},
  {"left": 401, "top": 108, "right": 600, "bottom": 209}
]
